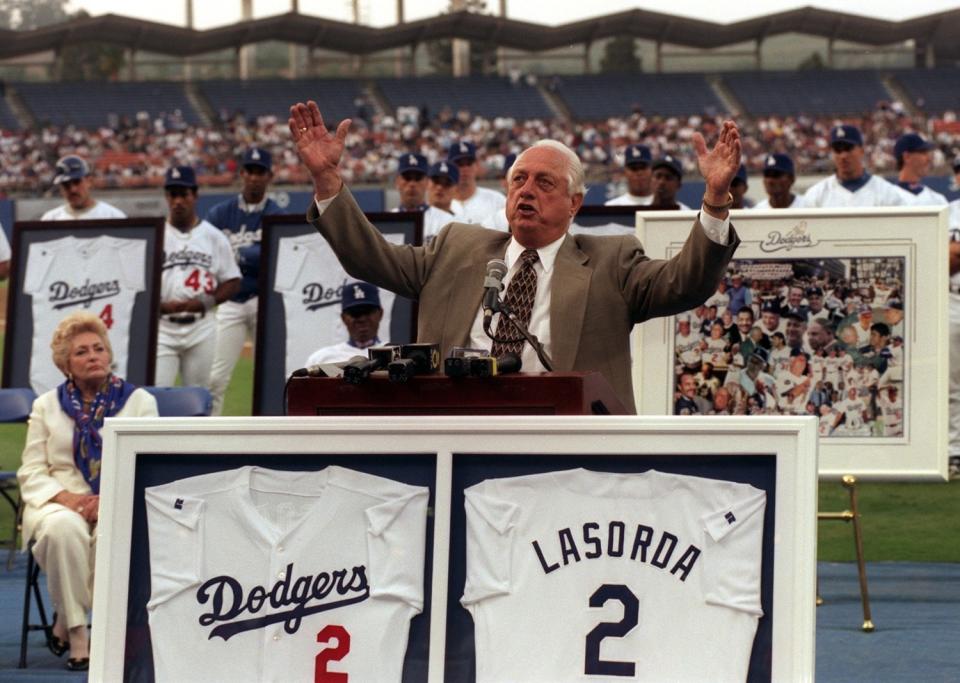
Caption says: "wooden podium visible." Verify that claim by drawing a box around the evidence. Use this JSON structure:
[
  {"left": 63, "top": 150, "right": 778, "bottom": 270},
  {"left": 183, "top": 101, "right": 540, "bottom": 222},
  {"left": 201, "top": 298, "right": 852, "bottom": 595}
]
[{"left": 285, "top": 371, "right": 628, "bottom": 416}]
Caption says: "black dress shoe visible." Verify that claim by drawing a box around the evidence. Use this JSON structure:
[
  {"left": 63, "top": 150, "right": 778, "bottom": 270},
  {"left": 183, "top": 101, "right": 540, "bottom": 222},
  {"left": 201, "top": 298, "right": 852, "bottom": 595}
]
[
  {"left": 47, "top": 613, "right": 68, "bottom": 657},
  {"left": 66, "top": 657, "right": 90, "bottom": 671}
]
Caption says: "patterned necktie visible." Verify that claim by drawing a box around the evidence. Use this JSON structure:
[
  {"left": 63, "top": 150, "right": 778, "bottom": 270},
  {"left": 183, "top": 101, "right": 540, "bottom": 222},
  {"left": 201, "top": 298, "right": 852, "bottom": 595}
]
[{"left": 491, "top": 249, "right": 539, "bottom": 357}]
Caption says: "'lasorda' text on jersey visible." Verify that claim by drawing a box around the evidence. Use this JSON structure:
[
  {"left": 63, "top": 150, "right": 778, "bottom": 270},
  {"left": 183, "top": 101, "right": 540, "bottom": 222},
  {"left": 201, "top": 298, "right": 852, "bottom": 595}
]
[
  {"left": 48, "top": 278, "right": 121, "bottom": 309},
  {"left": 196, "top": 561, "right": 369, "bottom": 641},
  {"left": 531, "top": 520, "right": 702, "bottom": 581}
]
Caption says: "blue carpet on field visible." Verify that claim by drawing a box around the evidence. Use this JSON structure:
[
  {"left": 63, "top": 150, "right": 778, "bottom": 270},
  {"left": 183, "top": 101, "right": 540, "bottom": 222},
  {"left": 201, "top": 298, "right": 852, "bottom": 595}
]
[{"left": 0, "top": 555, "right": 957, "bottom": 682}]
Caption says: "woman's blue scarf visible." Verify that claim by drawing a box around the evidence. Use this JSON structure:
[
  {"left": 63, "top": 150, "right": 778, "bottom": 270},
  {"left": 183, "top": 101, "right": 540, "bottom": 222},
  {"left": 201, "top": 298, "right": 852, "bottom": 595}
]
[{"left": 57, "top": 374, "right": 136, "bottom": 494}]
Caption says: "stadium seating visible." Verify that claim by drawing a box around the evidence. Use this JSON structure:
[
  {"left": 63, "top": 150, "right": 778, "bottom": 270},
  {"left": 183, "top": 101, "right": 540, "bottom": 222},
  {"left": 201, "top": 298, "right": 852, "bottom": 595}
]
[
  {"left": 15, "top": 81, "right": 202, "bottom": 128},
  {"left": 199, "top": 78, "right": 365, "bottom": 123},
  {"left": 377, "top": 76, "right": 553, "bottom": 120},
  {"left": 724, "top": 70, "right": 891, "bottom": 116},
  {"left": 892, "top": 68, "right": 960, "bottom": 113},
  {"left": 551, "top": 73, "right": 724, "bottom": 120},
  {"left": 0, "top": 97, "right": 21, "bottom": 131}
]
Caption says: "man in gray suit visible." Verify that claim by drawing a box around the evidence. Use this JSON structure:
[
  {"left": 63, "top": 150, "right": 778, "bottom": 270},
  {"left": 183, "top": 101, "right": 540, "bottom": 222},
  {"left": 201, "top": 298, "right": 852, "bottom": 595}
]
[{"left": 288, "top": 100, "right": 741, "bottom": 412}]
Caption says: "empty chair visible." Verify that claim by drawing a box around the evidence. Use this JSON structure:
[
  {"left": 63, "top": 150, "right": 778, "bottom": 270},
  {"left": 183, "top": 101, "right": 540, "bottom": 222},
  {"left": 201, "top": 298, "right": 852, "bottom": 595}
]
[
  {"left": 0, "top": 388, "right": 37, "bottom": 423},
  {"left": 140, "top": 386, "right": 213, "bottom": 417}
]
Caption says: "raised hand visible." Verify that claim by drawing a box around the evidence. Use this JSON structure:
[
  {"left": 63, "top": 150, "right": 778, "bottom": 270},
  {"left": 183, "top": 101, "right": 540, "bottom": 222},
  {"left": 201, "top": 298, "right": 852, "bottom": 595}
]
[
  {"left": 288, "top": 100, "right": 352, "bottom": 199},
  {"left": 693, "top": 120, "right": 742, "bottom": 205}
]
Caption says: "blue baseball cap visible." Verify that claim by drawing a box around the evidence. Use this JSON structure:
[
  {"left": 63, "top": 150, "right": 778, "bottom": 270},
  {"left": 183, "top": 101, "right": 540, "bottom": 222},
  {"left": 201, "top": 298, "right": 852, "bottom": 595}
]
[
  {"left": 732, "top": 163, "right": 748, "bottom": 186},
  {"left": 428, "top": 161, "right": 459, "bottom": 184},
  {"left": 763, "top": 153, "right": 795, "bottom": 176},
  {"left": 398, "top": 153, "right": 429, "bottom": 175},
  {"left": 830, "top": 125, "right": 863, "bottom": 148},
  {"left": 447, "top": 140, "right": 477, "bottom": 163},
  {"left": 502, "top": 152, "right": 517, "bottom": 176},
  {"left": 164, "top": 165, "right": 198, "bottom": 189},
  {"left": 893, "top": 133, "right": 934, "bottom": 161},
  {"left": 760, "top": 299, "right": 781, "bottom": 315},
  {"left": 53, "top": 155, "right": 91, "bottom": 185},
  {"left": 242, "top": 147, "right": 272, "bottom": 171},
  {"left": 652, "top": 154, "right": 683, "bottom": 179},
  {"left": 342, "top": 282, "right": 381, "bottom": 312},
  {"left": 624, "top": 144, "right": 652, "bottom": 167}
]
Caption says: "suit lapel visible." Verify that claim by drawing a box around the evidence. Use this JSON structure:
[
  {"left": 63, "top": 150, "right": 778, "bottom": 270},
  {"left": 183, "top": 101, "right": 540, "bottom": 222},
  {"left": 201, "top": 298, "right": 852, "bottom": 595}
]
[
  {"left": 549, "top": 234, "right": 591, "bottom": 370},
  {"left": 440, "top": 234, "right": 510, "bottom": 350}
]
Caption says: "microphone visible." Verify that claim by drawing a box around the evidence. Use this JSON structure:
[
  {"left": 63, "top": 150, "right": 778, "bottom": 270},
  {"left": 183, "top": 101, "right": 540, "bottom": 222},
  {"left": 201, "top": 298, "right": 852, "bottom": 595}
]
[
  {"left": 444, "top": 351, "right": 522, "bottom": 378},
  {"left": 343, "top": 345, "right": 399, "bottom": 384},
  {"left": 482, "top": 259, "right": 508, "bottom": 318},
  {"left": 387, "top": 343, "right": 441, "bottom": 383}
]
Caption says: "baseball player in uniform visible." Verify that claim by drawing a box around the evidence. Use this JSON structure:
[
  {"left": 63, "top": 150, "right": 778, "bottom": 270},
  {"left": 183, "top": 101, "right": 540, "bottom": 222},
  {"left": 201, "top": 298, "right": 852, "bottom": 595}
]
[
  {"left": 424, "top": 161, "right": 459, "bottom": 241},
  {"left": 752, "top": 154, "right": 806, "bottom": 209},
  {"left": 730, "top": 164, "right": 752, "bottom": 209},
  {"left": 606, "top": 144, "right": 654, "bottom": 206},
  {"left": 23, "top": 235, "right": 145, "bottom": 394},
  {"left": 649, "top": 155, "right": 692, "bottom": 209},
  {"left": 447, "top": 140, "right": 506, "bottom": 225},
  {"left": 803, "top": 125, "right": 914, "bottom": 208},
  {"left": 392, "top": 153, "right": 456, "bottom": 241},
  {"left": 206, "top": 147, "right": 282, "bottom": 415},
  {"left": 156, "top": 166, "right": 241, "bottom": 388},
  {"left": 462, "top": 468, "right": 766, "bottom": 682},
  {"left": 894, "top": 133, "right": 948, "bottom": 206},
  {"left": 41, "top": 155, "right": 126, "bottom": 221},
  {"left": 304, "top": 282, "right": 384, "bottom": 366},
  {"left": 145, "top": 465, "right": 428, "bottom": 683},
  {"left": 0, "top": 221, "right": 10, "bottom": 279}
]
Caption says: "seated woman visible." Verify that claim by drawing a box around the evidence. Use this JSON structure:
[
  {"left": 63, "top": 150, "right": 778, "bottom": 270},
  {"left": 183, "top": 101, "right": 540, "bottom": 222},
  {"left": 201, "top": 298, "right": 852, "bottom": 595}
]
[{"left": 17, "top": 311, "right": 158, "bottom": 670}]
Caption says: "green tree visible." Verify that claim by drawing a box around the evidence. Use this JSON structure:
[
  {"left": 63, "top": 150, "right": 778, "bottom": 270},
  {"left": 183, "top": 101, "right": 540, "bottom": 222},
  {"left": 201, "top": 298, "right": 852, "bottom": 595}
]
[
  {"left": 425, "top": 0, "right": 497, "bottom": 76},
  {"left": 600, "top": 35, "right": 641, "bottom": 74},
  {"left": 0, "top": 0, "right": 70, "bottom": 29}
]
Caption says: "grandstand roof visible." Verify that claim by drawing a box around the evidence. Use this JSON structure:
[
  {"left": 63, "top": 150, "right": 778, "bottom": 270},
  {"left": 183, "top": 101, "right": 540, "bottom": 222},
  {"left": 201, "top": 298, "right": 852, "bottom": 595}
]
[{"left": 0, "top": 8, "right": 958, "bottom": 62}]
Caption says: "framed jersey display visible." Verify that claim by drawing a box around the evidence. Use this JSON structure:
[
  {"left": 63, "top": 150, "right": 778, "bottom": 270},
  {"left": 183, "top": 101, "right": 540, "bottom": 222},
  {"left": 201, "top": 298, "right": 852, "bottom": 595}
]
[
  {"left": 2, "top": 219, "right": 164, "bottom": 391},
  {"left": 636, "top": 206, "right": 949, "bottom": 480},
  {"left": 569, "top": 205, "right": 640, "bottom": 236},
  {"left": 92, "top": 415, "right": 817, "bottom": 682},
  {"left": 252, "top": 213, "right": 422, "bottom": 415}
]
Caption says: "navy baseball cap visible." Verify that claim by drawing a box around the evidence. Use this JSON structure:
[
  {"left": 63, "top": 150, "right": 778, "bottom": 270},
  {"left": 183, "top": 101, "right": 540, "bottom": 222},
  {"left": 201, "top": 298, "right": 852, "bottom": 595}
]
[
  {"left": 53, "top": 155, "right": 91, "bottom": 185},
  {"left": 953, "top": 155, "right": 960, "bottom": 172},
  {"left": 397, "top": 153, "right": 429, "bottom": 175},
  {"left": 428, "top": 161, "right": 459, "bottom": 184},
  {"left": 652, "top": 154, "right": 683, "bottom": 179},
  {"left": 893, "top": 133, "right": 934, "bottom": 160},
  {"left": 830, "top": 125, "right": 863, "bottom": 148},
  {"left": 732, "top": 163, "right": 748, "bottom": 186},
  {"left": 502, "top": 152, "right": 517, "bottom": 176},
  {"left": 242, "top": 147, "right": 272, "bottom": 171},
  {"left": 342, "top": 282, "right": 381, "bottom": 312},
  {"left": 447, "top": 141, "right": 477, "bottom": 163},
  {"left": 806, "top": 286, "right": 823, "bottom": 297},
  {"left": 164, "top": 166, "right": 198, "bottom": 189},
  {"left": 750, "top": 347, "right": 769, "bottom": 364},
  {"left": 760, "top": 300, "right": 781, "bottom": 314},
  {"left": 763, "top": 153, "right": 795, "bottom": 176},
  {"left": 624, "top": 144, "right": 652, "bottom": 167}
]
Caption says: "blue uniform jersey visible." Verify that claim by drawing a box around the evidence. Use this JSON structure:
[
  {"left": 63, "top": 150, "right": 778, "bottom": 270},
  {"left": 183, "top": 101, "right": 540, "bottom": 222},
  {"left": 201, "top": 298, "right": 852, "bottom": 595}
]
[{"left": 206, "top": 196, "right": 282, "bottom": 302}]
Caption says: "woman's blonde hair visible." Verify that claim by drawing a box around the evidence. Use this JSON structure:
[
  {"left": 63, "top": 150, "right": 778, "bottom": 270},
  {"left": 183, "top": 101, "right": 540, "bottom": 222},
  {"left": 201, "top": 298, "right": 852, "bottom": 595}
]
[{"left": 50, "top": 311, "right": 113, "bottom": 376}]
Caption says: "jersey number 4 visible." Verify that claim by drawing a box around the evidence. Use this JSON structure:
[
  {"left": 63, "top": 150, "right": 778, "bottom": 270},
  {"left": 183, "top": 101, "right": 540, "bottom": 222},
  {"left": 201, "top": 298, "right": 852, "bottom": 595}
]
[
  {"left": 184, "top": 268, "right": 215, "bottom": 294},
  {"left": 315, "top": 625, "right": 350, "bottom": 682},
  {"left": 584, "top": 584, "right": 639, "bottom": 677},
  {"left": 99, "top": 304, "right": 114, "bottom": 330}
]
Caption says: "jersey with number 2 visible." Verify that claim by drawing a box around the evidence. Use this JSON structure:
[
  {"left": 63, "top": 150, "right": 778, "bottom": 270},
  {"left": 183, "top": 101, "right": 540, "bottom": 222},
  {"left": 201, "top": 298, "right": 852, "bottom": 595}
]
[{"left": 462, "top": 468, "right": 766, "bottom": 682}]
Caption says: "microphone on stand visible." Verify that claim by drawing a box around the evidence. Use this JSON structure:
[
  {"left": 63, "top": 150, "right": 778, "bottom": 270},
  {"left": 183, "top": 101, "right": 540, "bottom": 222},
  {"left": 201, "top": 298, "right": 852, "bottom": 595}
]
[{"left": 482, "top": 259, "right": 508, "bottom": 319}]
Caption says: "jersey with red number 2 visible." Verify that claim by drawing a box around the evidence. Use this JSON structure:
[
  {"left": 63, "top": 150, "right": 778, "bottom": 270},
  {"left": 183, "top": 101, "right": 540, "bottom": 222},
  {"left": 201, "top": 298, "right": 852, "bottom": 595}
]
[{"left": 315, "top": 625, "right": 350, "bottom": 683}]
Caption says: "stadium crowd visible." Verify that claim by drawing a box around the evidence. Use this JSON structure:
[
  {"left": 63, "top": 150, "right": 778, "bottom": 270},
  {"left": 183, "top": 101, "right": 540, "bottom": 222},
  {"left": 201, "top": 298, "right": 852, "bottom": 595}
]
[{"left": 2, "top": 101, "right": 959, "bottom": 196}]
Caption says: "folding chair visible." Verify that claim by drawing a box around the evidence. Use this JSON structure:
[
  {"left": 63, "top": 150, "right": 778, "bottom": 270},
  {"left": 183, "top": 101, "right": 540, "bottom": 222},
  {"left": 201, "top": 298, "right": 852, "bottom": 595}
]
[
  {"left": 0, "top": 388, "right": 36, "bottom": 571},
  {"left": 141, "top": 385, "right": 213, "bottom": 417},
  {"left": 19, "top": 538, "right": 52, "bottom": 668}
]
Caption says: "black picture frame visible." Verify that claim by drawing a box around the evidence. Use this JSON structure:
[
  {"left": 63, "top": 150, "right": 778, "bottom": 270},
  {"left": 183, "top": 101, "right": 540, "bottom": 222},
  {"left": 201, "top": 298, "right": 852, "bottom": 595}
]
[
  {"left": 252, "top": 213, "right": 422, "bottom": 415},
  {"left": 2, "top": 218, "right": 164, "bottom": 389}
]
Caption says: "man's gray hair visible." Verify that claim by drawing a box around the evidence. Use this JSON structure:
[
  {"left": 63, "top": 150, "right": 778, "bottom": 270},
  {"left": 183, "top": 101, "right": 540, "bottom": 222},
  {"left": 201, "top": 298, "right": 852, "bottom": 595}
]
[{"left": 510, "top": 139, "right": 586, "bottom": 196}]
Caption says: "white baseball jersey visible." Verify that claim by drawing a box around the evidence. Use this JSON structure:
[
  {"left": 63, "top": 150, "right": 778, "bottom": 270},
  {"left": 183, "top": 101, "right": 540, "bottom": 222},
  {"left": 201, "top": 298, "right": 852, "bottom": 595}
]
[
  {"left": 605, "top": 192, "right": 653, "bottom": 206},
  {"left": 0, "top": 223, "right": 10, "bottom": 262},
  {"left": 819, "top": 410, "right": 838, "bottom": 437},
  {"left": 704, "top": 290, "right": 730, "bottom": 316},
  {"left": 836, "top": 396, "right": 868, "bottom": 434},
  {"left": 451, "top": 186, "right": 506, "bottom": 225},
  {"left": 162, "top": 220, "right": 240, "bottom": 305},
  {"left": 273, "top": 232, "right": 400, "bottom": 378},
  {"left": 145, "top": 466, "right": 428, "bottom": 683},
  {"left": 876, "top": 389, "right": 903, "bottom": 437},
  {"left": 23, "top": 235, "right": 145, "bottom": 394},
  {"left": 423, "top": 205, "right": 456, "bottom": 241},
  {"left": 802, "top": 174, "right": 913, "bottom": 208},
  {"left": 901, "top": 185, "right": 948, "bottom": 207},
  {"left": 675, "top": 331, "right": 701, "bottom": 367},
  {"left": 768, "top": 346, "right": 791, "bottom": 375},
  {"left": 305, "top": 341, "right": 370, "bottom": 367},
  {"left": 751, "top": 194, "right": 806, "bottom": 209},
  {"left": 40, "top": 200, "right": 126, "bottom": 221},
  {"left": 462, "top": 468, "right": 766, "bottom": 683},
  {"left": 775, "top": 370, "right": 811, "bottom": 412}
]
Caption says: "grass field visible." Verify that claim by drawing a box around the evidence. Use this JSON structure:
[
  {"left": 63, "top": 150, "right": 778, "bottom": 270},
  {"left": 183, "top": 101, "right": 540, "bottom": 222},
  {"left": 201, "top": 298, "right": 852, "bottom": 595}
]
[{"left": 1, "top": 283, "right": 958, "bottom": 562}]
